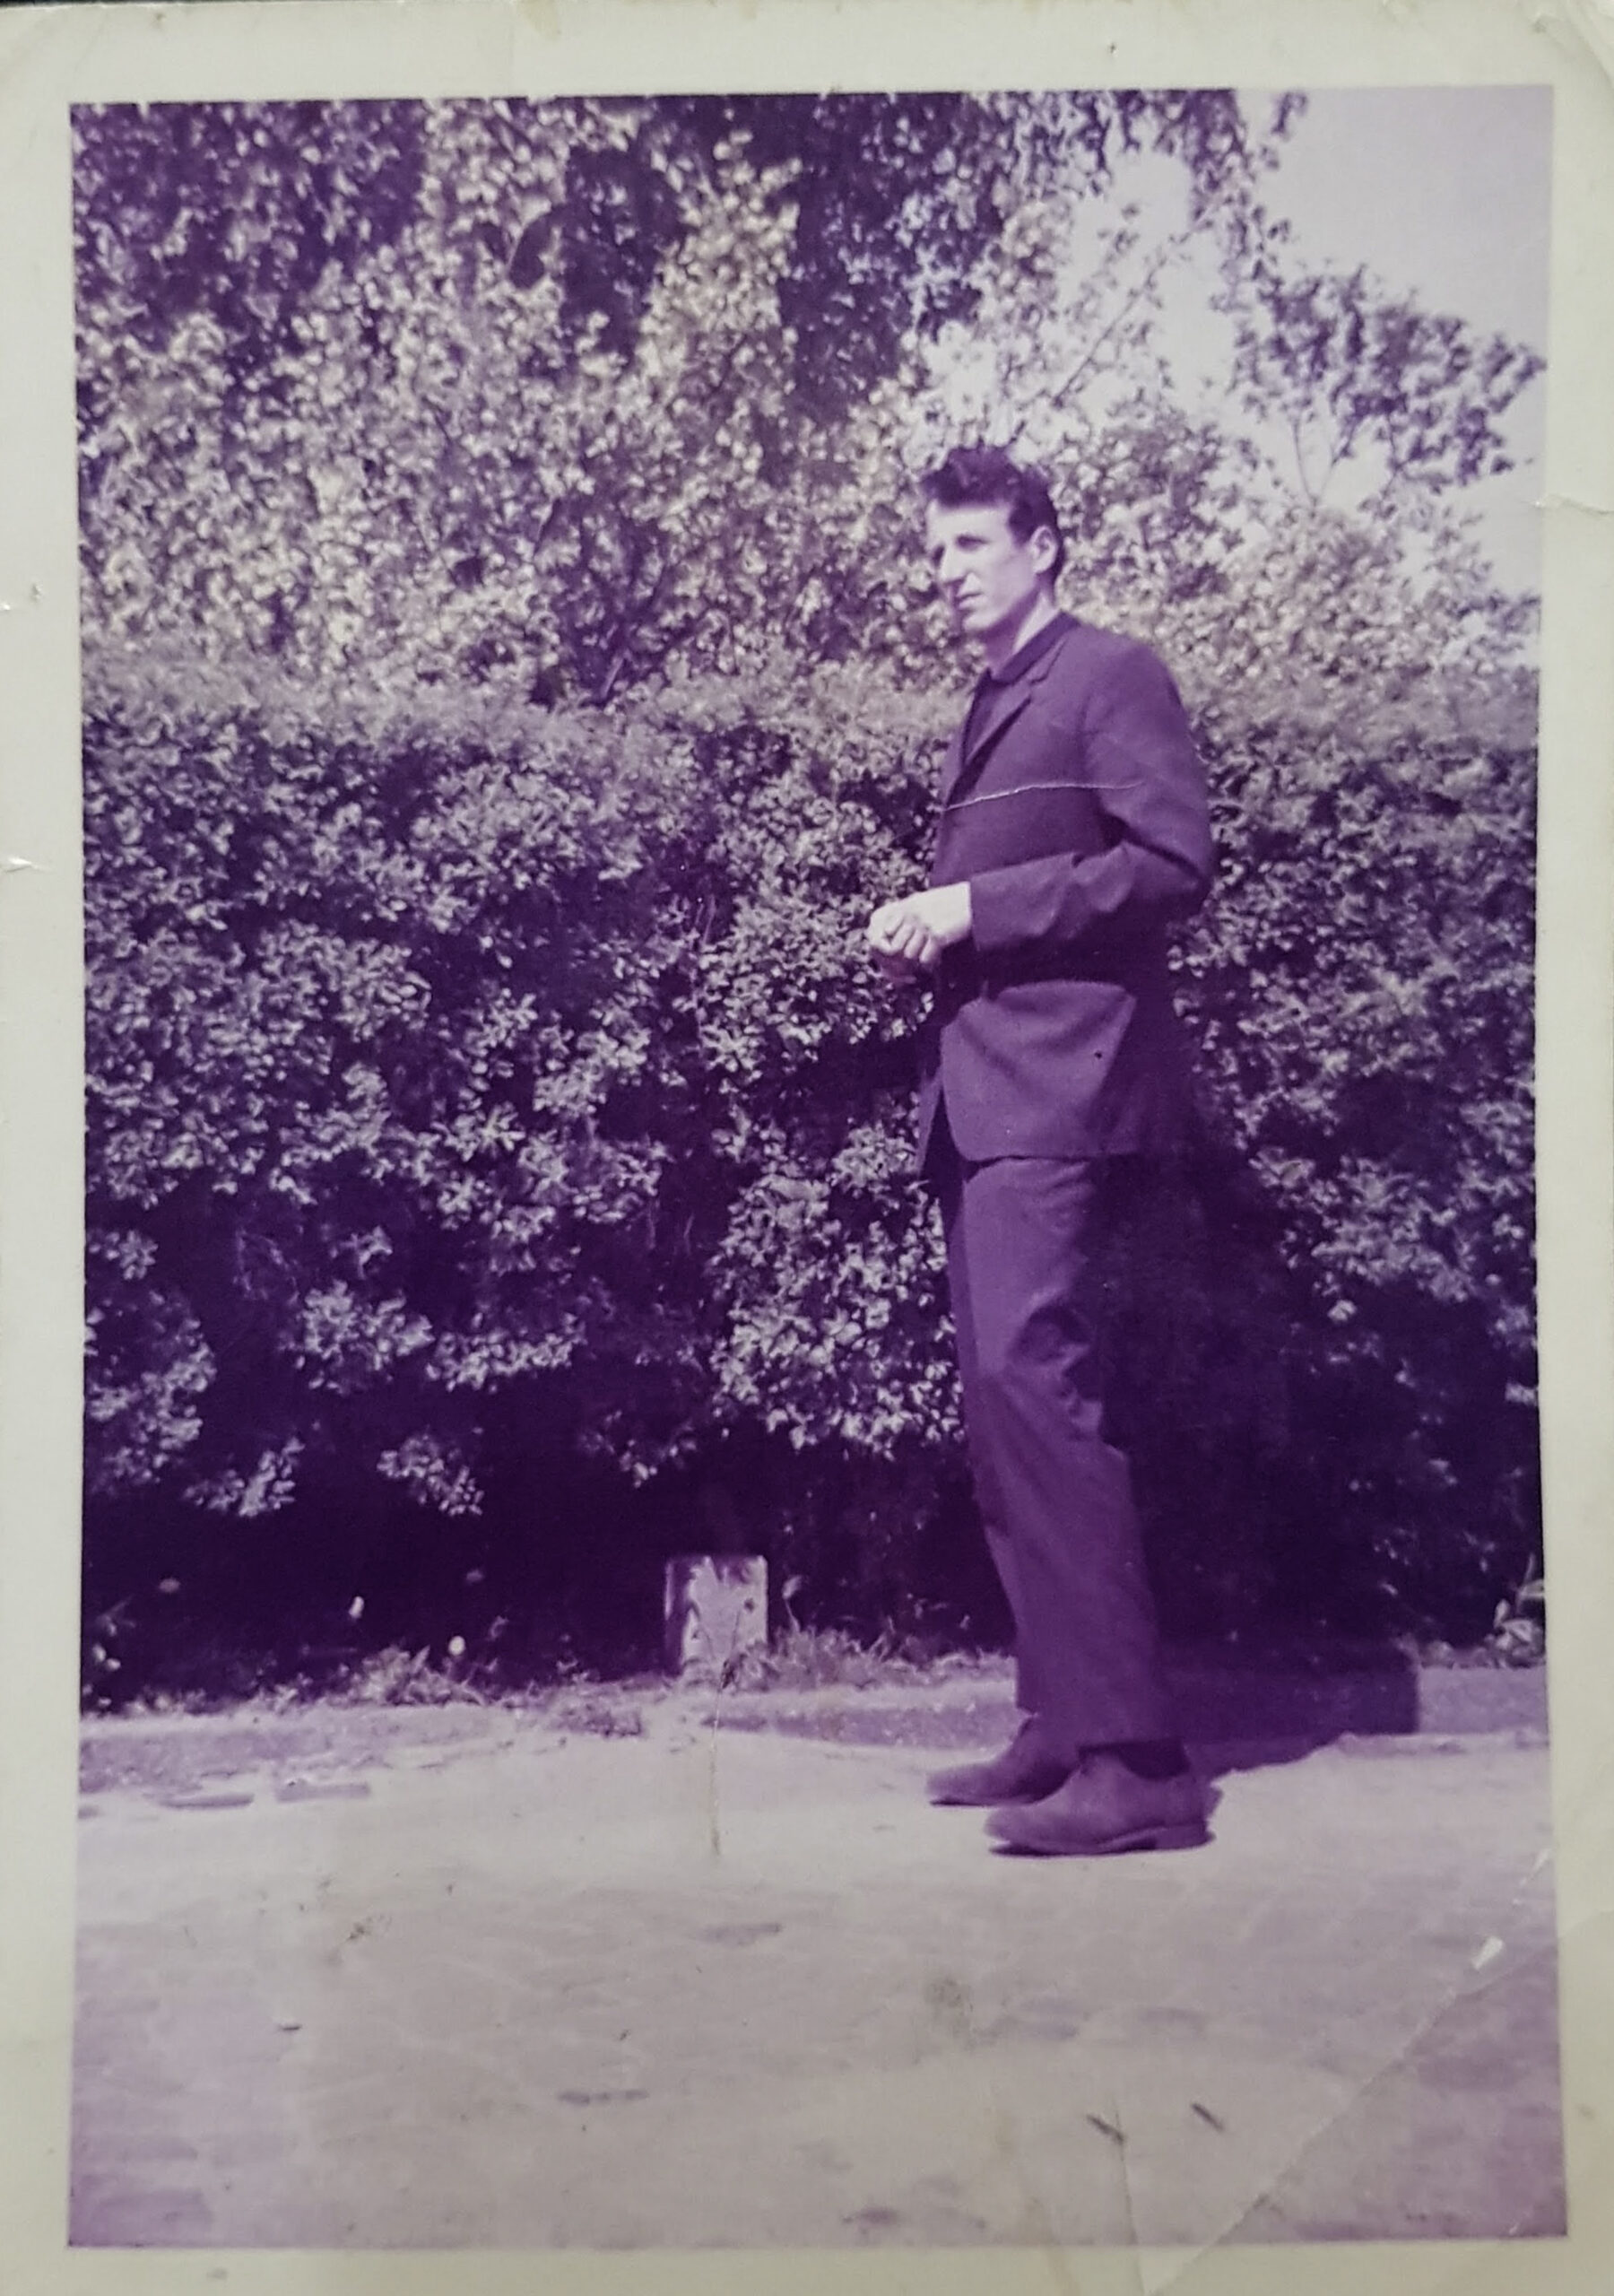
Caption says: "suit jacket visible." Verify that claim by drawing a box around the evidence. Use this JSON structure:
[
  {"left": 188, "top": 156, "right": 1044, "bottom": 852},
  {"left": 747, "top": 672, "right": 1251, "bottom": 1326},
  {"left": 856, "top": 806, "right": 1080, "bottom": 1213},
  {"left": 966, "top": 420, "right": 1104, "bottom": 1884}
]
[{"left": 916, "top": 610, "right": 1212, "bottom": 1166}]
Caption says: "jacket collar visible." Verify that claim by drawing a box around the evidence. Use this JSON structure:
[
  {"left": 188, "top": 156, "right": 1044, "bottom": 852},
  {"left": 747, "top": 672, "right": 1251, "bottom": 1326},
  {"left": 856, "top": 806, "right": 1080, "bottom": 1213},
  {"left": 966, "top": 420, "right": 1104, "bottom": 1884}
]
[{"left": 941, "top": 612, "right": 1077, "bottom": 802}]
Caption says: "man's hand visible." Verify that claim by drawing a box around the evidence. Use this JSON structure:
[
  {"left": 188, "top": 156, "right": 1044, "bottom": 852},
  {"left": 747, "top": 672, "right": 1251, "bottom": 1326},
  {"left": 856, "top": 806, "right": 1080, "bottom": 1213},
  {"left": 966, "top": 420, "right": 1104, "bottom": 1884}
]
[{"left": 866, "top": 883, "right": 973, "bottom": 978}]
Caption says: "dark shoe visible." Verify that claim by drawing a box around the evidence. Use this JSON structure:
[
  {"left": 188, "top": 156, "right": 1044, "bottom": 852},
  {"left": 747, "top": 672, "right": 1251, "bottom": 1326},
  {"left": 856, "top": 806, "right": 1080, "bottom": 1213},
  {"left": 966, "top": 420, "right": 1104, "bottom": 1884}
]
[
  {"left": 927, "top": 1719, "right": 1072, "bottom": 1808},
  {"left": 985, "top": 1751, "right": 1210, "bottom": 1855}
]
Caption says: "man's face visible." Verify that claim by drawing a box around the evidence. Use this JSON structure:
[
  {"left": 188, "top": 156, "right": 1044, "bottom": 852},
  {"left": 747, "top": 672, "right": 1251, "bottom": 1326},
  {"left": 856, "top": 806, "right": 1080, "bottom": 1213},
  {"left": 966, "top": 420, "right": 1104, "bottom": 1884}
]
[{"left": 924, "top": 499, "right": 1057, "bottom": 648}]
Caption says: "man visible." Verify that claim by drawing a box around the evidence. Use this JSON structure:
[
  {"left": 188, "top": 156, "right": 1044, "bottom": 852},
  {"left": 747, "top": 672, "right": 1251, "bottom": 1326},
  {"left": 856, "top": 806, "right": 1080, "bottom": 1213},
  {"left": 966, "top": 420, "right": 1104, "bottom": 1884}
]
[{"left": 867, "top": 445, "right": 1213, "bottom": 1856}]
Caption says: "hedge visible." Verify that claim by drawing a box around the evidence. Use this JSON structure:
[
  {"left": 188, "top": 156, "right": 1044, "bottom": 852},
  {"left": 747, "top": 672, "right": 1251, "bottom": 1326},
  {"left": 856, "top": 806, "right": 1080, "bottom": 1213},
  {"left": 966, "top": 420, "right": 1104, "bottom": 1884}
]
[{"left": 81, "top": 639, "right": 1539, "bottom": 1693}]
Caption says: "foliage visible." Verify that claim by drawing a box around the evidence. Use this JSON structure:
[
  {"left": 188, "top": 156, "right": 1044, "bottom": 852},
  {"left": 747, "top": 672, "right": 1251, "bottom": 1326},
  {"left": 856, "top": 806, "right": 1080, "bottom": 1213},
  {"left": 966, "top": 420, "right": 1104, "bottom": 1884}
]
[
  {"left": 74, "top": 92, "right": 1536, "bottom": 704},
  {"left": 722, "top": 1622, "right": 982, "bottom": 1692},
  {"left": 335, "top": 1644, "right": 494, "bottom": 1708},
  {"left": 82, "top": 646, "right": 950, "bottom": 1500},
  {"left": 73, "top": 91, "right": 1546, "bottom": 1680},
  {"left": 1148, "top": 687, "right": 1537, "bottom": 1635},
  {"left": 83, "top": 631, "right": 1538, "bottom": 1655},
  {"left": 1225, "top": 236, "right": 1544, "bottom": 504},
  {"left": 1487, "top": 1555, "right": 1546, "bottom": 1666}
]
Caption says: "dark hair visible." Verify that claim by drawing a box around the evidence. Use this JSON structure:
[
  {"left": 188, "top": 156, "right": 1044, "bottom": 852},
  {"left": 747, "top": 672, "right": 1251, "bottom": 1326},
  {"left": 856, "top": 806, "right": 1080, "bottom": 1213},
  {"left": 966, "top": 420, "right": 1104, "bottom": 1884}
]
[{"left": 920, "top": 445, "right": 1065, "bottom": 580}]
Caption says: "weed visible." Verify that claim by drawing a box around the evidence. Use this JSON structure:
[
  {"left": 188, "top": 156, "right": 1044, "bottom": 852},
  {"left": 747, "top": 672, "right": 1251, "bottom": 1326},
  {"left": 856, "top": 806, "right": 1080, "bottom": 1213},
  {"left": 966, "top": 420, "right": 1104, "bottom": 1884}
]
[
  {"left": 720, "top": 1623, "right": 987, "bottom": 1693},
  {"left": 1487, "top": 1557, "right": 1546, "bottom": 1666},
  {"left": 334, "top": 1645, "right": 492, "bottom": 1708}
]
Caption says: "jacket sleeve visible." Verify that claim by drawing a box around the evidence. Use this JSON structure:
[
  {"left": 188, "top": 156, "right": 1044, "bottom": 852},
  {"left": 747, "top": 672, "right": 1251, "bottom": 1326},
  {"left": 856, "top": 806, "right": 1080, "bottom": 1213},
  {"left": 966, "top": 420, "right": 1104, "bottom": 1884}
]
[{"left": 965, "top": 646, "right": 1212, "bottom": 961}]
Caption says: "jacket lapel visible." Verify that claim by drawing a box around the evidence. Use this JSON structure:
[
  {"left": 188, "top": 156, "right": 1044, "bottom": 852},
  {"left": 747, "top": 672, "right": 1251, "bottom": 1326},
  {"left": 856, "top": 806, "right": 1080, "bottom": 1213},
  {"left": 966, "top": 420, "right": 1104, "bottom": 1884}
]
[
  {"left": 938, "top": 721, "right": 968, "bottom": 804},
  {"left": 939, "top": 631, "right": 1067, "bottom": 805}
]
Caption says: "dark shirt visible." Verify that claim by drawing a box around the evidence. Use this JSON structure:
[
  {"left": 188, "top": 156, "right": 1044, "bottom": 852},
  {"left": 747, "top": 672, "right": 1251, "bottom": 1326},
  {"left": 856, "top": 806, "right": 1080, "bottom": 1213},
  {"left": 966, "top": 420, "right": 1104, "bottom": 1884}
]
[{"left": 961, "top": 610, "right": 1074, "bottom": 758}]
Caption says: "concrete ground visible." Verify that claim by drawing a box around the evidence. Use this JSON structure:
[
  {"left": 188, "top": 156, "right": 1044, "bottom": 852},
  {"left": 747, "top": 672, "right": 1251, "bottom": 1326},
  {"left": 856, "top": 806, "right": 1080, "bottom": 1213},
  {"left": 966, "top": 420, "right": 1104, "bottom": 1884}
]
[{"left": 70, "top": 1675, "right": 1564, "bottom": 2250}]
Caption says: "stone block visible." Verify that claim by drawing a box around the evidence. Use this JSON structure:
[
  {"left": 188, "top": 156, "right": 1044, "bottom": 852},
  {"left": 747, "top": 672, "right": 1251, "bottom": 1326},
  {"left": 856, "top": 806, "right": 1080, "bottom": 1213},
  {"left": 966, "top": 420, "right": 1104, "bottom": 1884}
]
[{"left": 663, "top": 1554, "right": 767, "bottom": 1680}]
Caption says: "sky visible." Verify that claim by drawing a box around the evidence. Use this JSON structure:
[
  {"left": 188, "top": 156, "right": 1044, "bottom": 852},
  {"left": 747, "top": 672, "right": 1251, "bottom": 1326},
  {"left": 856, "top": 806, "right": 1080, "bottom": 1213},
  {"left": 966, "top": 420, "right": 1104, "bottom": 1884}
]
[{"left": 1253, "top": 84, "right": 1553, "bottom": 590}]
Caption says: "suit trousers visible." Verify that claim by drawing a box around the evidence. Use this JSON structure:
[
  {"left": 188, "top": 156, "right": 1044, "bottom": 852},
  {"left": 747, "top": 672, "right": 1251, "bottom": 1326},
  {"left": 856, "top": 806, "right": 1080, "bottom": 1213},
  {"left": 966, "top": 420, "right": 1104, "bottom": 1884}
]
[{"left": 929, "top": 1111, "right": 1178, "bottom": 1759}]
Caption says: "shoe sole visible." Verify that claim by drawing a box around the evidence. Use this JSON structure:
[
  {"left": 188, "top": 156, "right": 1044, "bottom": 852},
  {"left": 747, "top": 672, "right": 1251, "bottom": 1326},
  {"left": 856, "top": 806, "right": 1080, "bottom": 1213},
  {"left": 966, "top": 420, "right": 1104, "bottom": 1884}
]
[
  {"left": 927, "top": 1764, "right": 1073, "bottom": 1809},
  {"left": 927, "top": 1785, "right": 1059, "bottom": 1809},
  {"left": 988, "top": 1821, "right": 1210, "bottom": 1857}
]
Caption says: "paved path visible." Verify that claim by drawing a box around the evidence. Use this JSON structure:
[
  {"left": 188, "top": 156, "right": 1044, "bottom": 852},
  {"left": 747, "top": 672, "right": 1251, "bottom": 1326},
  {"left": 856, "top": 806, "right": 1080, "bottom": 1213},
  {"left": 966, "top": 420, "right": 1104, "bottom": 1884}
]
[{"left": 71, "top": 1695, "right": 1563, "bottom": 2249}]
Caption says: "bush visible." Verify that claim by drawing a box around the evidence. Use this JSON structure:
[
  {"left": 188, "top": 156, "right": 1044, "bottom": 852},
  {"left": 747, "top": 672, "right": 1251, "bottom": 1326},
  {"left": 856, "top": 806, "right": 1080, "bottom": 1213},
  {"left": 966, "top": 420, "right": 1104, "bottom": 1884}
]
[{"left": 82, "top": 636, "right": 1539, "bottom": 1689}]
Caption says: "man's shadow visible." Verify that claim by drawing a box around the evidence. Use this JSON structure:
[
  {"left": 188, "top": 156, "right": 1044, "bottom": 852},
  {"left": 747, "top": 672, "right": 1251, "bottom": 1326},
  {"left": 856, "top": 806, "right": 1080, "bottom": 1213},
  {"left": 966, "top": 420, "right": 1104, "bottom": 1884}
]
[
  {"left": 1172, "top": 1644, "right": 1421, "bottom": 1787},
  {"left": 1082, "top": 1143, "right": 1543, "bottom": 1789}
]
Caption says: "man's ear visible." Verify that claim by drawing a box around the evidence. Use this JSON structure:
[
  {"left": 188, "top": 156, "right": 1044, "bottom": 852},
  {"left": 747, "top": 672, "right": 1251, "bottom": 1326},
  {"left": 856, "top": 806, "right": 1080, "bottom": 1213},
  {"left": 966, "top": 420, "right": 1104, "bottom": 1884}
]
[{"left": 1029, "top": 526, "right": 1058, "bottom": 578}]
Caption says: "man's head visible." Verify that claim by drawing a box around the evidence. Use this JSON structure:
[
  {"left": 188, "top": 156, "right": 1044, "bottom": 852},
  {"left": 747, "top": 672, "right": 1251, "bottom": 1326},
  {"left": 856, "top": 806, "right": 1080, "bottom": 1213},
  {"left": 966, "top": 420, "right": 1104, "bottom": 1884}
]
[{"left": 920, "top": 446, "right": 1064, "bottom": 658}]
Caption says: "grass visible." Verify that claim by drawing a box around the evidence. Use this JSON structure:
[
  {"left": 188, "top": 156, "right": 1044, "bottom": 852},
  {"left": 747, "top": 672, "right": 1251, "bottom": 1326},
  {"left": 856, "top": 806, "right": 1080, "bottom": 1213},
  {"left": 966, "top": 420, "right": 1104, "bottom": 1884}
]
[
  {"left": 87, "top": 1607, "right": 1544, "bottom": 1726},
  {"left": 718, "top": 1624, "right": 999, "bottom": 1693}
]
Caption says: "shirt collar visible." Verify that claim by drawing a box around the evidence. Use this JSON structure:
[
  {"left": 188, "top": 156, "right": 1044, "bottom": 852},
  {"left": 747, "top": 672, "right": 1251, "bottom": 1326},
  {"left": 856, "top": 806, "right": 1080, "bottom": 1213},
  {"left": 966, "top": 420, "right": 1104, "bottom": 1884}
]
[{"left": 981, "top": 608, "right": 1074, "bottom": 690}]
